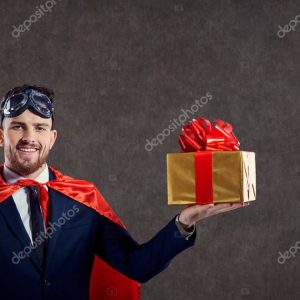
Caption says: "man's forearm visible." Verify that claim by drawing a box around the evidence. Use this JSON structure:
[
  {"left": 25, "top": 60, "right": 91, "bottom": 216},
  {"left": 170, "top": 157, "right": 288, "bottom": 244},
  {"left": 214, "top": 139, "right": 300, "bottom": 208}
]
[{"left": 96, "top": 214, "right": 197, "bottom": 283}]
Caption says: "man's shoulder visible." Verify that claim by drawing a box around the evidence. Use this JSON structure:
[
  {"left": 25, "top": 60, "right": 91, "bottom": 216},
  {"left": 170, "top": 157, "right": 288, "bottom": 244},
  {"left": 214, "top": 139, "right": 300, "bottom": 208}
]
[{"left": 48, "top": 166, "right": 98, "bottom": 187}]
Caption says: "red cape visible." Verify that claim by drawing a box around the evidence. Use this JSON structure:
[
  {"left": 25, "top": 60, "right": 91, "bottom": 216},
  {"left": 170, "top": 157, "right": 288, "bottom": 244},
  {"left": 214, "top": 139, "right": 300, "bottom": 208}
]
[{"left": 0, "top": 164, "right": 140, "bottom": 300}]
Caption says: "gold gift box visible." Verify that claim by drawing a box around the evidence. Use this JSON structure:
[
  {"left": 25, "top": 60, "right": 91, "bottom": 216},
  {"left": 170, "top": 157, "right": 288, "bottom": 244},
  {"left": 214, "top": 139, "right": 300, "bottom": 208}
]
[{"left": 167, "top": 151, "right": 256, "bottom": 205}]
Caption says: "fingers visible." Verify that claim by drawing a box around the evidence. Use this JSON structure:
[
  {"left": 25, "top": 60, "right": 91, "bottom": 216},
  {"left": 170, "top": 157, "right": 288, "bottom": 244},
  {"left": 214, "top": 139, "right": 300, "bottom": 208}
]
[
  {"left": 180, "top": 202, "right": 250, "bottom": 223},
  {"left": 207, "top": 203, "right": 249, "bottom": 216}
]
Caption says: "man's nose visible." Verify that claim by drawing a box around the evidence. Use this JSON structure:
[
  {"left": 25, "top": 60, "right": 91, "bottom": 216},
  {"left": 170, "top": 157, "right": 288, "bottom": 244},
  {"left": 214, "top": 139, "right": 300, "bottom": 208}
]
[{"left": 21, "top": 128, "right": 36, "bottom": 142}]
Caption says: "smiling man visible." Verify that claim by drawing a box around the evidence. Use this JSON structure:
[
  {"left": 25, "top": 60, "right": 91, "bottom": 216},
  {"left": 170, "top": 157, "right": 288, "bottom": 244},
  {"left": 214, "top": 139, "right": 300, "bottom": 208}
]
[
  {"left": 1, "top": 105, "right": 57, "bottom": 179},
  {"left": 0, "top": 84, "right": 248, "bottom": 300}
]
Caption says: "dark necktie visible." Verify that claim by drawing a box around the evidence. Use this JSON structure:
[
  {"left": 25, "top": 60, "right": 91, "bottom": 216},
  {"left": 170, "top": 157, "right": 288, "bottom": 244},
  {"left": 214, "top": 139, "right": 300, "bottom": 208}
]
[{"left": 28, "top": 186, "right": 46, "bottom": 268}]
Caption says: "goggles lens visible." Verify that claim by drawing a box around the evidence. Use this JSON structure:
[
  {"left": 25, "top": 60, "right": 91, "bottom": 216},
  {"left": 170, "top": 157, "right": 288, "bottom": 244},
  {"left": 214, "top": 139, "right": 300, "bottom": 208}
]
[
  {"left": 3, "top": 94, "right": 27, "bottom": 113},
  {"left": 31, "top": 93, "right": 52, "bottom": 115}
]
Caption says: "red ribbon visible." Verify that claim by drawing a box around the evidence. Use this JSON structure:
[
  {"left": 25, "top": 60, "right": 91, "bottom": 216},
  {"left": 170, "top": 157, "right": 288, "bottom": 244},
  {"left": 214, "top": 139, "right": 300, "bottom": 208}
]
[
  {"left": 178, "top": 117, "right": 240, "bottom": 152},
  {"left": 178, "top": 117, "right": 240, "bottom": 204},
  {"left": 194, "top": 152, "right": 213, "bottom": 204}
]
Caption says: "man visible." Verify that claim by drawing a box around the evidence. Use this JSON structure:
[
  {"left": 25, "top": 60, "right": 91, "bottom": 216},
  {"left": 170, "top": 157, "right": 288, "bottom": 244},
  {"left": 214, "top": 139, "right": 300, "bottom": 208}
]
[{"left": 0, "top": 84, "right": 248, "bottom": 300}]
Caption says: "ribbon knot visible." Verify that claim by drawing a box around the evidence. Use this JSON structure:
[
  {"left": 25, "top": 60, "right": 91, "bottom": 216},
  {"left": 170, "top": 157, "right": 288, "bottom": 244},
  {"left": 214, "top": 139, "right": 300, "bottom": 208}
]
[
  {"left": 17, "top": 179, "right": 50, "bottom": 227},
  {"left": 178, "top": 117, "right": 240, "bottom": 152}
]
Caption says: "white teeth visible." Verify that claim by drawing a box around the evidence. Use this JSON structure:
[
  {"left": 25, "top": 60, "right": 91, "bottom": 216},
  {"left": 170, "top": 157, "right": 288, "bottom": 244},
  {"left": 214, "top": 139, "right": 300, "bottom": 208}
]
[{"left": 18, "top": 148, "right": 37, "bottom": 152}]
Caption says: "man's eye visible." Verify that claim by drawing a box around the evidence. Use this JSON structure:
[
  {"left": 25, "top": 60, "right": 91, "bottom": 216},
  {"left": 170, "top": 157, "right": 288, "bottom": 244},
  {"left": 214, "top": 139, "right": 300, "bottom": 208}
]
[
  {"left": 12, "top": 125, "right": 22, "bottom": 129},
  {"left": 37, "top": 127, "right": 46, "bottom": 131}
]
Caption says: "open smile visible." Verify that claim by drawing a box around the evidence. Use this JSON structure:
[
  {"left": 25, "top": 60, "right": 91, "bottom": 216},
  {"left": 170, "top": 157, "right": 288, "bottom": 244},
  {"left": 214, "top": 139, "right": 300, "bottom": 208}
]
[{"left": 16, "top": 146, "right": 40, "bottom": 156}]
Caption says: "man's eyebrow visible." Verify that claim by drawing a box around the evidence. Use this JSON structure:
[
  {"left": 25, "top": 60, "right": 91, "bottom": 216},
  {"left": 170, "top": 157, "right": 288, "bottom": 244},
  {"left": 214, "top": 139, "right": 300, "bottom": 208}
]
[
  {"left": 10, "top": 121, "right": 50, "bottom": 127},
  {"left": 10, "top": 121, "right": 26, "bottom": 126},
  {"left": 33, "top": 122, "right": 50, "bottom": 127}
]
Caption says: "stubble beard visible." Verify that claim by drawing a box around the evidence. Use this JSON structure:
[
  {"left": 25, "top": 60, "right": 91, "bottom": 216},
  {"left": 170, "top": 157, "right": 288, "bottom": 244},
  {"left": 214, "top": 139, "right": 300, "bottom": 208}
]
[{"left": 4, "top": 143, "right": 49, "bottom": 176}]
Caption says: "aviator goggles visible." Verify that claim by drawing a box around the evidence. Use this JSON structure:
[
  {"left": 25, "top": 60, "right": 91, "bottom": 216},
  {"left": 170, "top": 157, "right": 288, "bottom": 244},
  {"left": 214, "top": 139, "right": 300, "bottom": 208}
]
[{"left": 0, "top": 89, "right": 54, "bottom": 125}]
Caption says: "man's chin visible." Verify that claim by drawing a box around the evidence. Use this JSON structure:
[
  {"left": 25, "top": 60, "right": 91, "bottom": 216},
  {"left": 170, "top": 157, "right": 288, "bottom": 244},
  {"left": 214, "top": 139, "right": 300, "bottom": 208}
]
[{"left": 10, "top": 159, "right": 46, "bottom": 177}]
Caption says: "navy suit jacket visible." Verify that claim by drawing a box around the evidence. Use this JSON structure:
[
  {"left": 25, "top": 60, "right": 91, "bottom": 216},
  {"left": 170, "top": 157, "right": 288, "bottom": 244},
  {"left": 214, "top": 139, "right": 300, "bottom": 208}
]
[{"left": 0, "top": 167, "right": 196, "bottom": 300}]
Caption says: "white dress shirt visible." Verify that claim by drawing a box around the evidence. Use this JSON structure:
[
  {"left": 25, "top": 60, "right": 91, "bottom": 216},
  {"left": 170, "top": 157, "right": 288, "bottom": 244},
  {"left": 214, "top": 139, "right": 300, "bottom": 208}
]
[{"left": 3, "top": 163, "right": 49, "bottom": 243}]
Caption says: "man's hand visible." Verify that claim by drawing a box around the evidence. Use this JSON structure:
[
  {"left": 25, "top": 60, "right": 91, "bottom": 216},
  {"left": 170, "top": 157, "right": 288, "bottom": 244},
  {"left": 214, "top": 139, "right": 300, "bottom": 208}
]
[{"left": 178, "top": 203, "right": 250, "bottom": 228}]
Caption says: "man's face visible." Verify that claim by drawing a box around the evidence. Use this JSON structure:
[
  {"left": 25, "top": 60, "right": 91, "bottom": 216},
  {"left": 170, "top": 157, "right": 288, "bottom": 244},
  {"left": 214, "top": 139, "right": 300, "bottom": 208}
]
[{"left": 0, "top": 109, "right": 57, "bottom": 176}]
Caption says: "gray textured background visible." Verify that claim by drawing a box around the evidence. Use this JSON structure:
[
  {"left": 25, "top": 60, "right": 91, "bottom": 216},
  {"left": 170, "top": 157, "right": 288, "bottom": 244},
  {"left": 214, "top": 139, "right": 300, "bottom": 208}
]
[{"left": 1, "top": 0, "right": 300, "bottom": 299}]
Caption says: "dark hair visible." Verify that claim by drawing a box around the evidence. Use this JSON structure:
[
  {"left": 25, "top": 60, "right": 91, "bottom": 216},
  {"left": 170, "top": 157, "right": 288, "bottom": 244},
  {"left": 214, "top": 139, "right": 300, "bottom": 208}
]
[{"left": 0, "top": 84, "right": 55, "bottom": 129}]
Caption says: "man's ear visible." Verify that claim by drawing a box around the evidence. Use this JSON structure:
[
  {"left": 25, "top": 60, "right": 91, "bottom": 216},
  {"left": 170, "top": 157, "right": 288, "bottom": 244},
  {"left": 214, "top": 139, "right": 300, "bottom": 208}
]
[
  {"left": 0, "top": 128, "right": 3, "bottom": 147},
  {"left": 49, "top": 129, "right": 58, "bottom": 150}
]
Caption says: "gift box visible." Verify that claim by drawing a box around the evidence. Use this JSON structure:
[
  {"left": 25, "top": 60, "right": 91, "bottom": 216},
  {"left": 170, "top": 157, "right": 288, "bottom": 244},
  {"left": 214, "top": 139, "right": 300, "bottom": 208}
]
[
  {"left": 167, "top": 151, "right": 256, "bottom": 205},
  {"left": 167, "top": 117, "right": 256, "bottom": 205}
]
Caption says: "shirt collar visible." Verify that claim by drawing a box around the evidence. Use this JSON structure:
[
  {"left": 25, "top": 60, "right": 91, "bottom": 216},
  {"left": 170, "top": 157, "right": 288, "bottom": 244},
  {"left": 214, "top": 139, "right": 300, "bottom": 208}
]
[{"left": 3, "top": 163, "right": 49, "bottom": 184}]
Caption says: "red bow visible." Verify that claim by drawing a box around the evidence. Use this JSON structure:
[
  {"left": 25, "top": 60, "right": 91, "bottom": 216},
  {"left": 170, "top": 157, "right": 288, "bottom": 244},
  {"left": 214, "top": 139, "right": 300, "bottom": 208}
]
[{"left": 178, "top": 117, "right": 240, "bottom": 152}]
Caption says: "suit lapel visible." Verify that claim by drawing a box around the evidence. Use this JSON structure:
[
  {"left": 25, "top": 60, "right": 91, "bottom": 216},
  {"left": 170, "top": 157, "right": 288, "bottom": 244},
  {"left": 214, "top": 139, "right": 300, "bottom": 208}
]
[
  {"left": 44, "top": 168, "right": 66, "bottom": 273},
  {"left": 0, "top": 195, "right": 43, "bottom": 273}
]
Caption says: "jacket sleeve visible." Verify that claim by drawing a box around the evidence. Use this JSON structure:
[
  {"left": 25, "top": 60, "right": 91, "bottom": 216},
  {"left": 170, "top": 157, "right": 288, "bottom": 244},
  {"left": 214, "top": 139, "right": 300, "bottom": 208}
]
[{"left": 95, "top": 214, "right": 196, "bottom": 283}]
